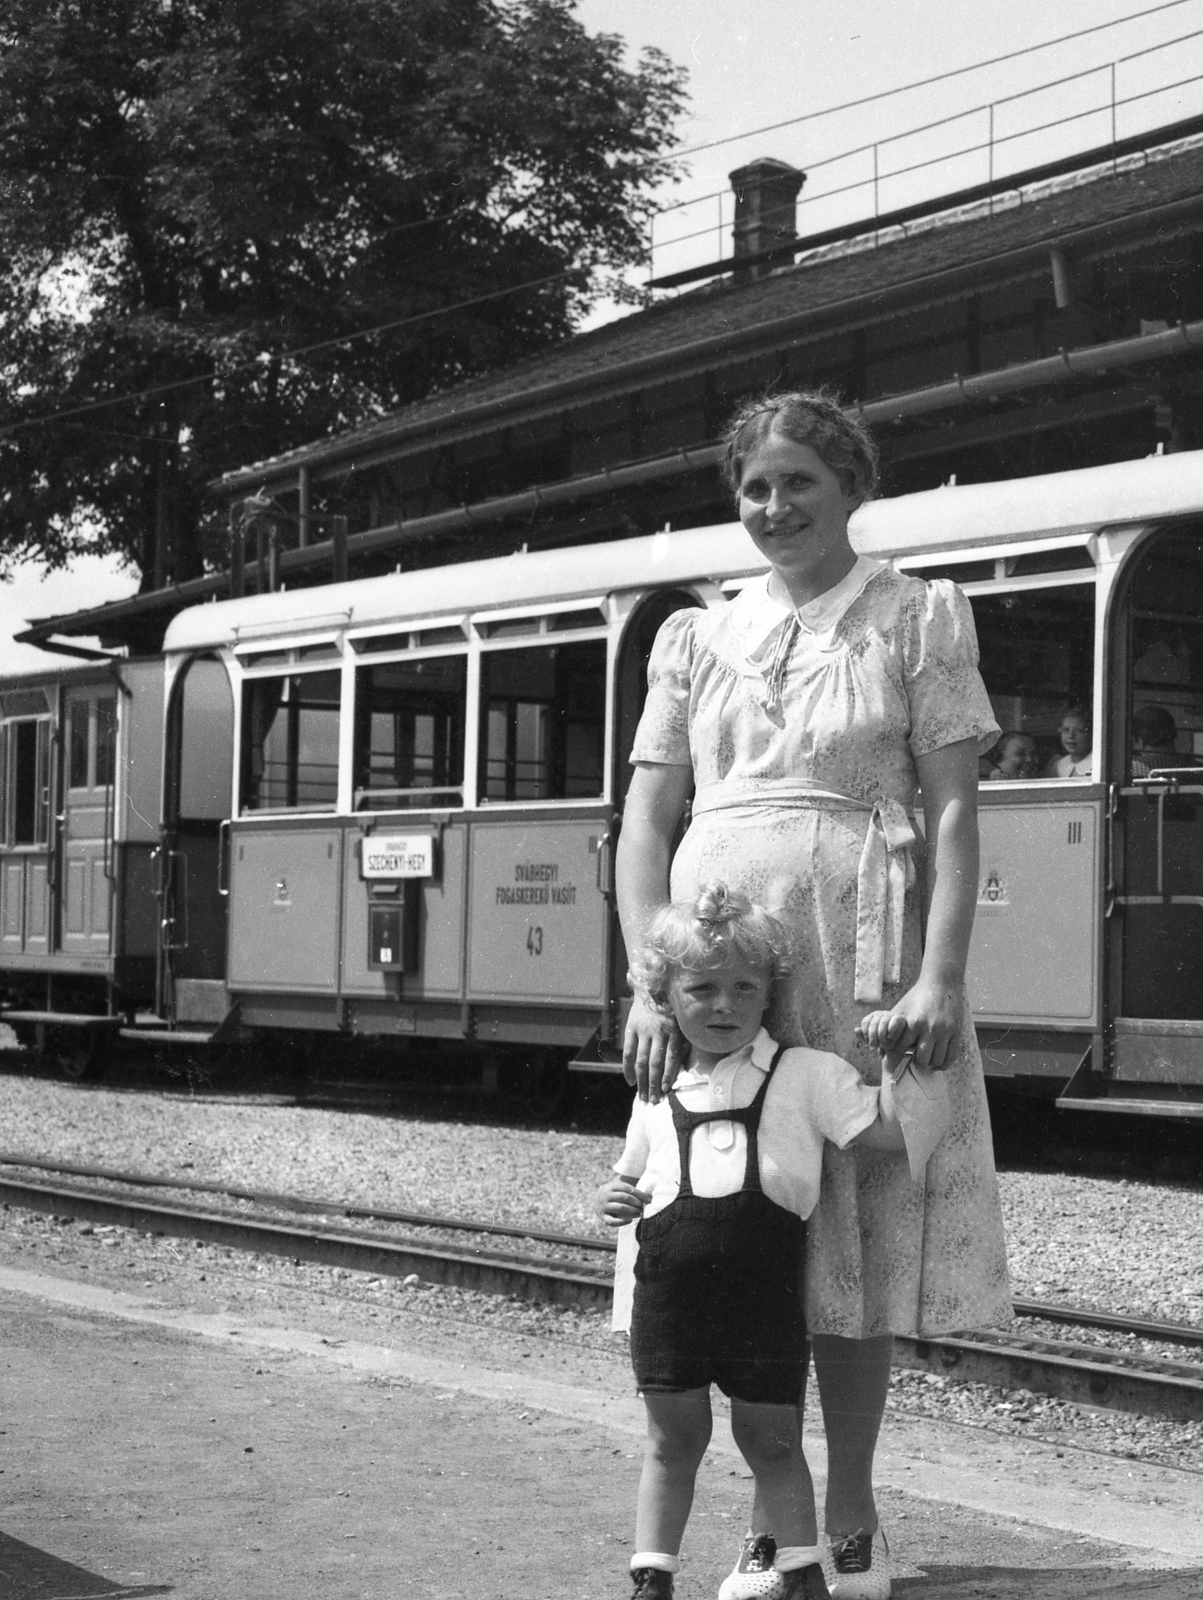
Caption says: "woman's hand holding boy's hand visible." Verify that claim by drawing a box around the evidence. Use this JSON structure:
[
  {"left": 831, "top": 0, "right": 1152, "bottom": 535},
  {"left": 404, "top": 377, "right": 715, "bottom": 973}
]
[
  {"left": 857, "top": 974, "right": 963, "bottom": 1070},
  {"left": 596, "top": 1175, "right": 651, "bottom": 1227}
]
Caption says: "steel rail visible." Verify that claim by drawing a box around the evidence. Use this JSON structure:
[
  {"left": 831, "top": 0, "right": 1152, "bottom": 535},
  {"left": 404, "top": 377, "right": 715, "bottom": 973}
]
[
  {"left": 4, "top": 1154, "right": 1201, "bottom": 1346},
  {"left": 0, "top": 1174, "right": 612, "bottom": 1308},
  {"left": 2, "top": 1168, "right": 1201, "bottom": 1422},
  {"left": 892, "top": 1329, "right": 1203, "bottom": 1423},
  {"left": 0, "top": 1151, "right": 615, "bottom": 1253}
]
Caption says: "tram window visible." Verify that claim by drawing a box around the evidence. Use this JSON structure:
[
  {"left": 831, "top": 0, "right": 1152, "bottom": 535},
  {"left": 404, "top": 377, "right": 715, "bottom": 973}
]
[
  {"left": 173, "top": 656, "right": 235, "bottom": 822},
  {"left": 68, "top": 701, "right": 89, "bottom": 787},
  {"left": 1128, "top": 530, "right": 1203, "bottom": 772},
  {"left": 95, "top": 697, "right": 117, "bottom": 788},
  {"left": 241, "top": 670, "right": 340, "bottom": 811},
  {"left": 353, "top": 655, "right": 466, "bottom": 810},
  {"left": 67, "top": 696, "right": 117, "bottom": 790},
  {"left": 970, "top": 585, "right": 1095, "bottom": 779},
  {"left": 479, "top": 641, "right": 606, "bottom": 801},
  {"left": 4, "top": 718, "right": 51, "bottom": 845}
]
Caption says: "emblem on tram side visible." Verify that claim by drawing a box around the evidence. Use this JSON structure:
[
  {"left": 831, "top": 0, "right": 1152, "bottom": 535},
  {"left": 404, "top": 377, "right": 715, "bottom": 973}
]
[{"left": 977, "top": 869, "right": 1010, "bottom": 909}]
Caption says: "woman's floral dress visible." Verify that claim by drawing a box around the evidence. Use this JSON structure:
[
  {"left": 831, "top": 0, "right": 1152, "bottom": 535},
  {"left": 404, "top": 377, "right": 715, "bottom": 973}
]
[{"left": 630, "top": 555, "right": 1012, "bottom": 1338}]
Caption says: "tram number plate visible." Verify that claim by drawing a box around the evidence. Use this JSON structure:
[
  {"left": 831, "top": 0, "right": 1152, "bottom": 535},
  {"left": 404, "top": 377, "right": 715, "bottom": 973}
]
[{"left": 361, "top": 834, "right": 434, "bottom": 879}]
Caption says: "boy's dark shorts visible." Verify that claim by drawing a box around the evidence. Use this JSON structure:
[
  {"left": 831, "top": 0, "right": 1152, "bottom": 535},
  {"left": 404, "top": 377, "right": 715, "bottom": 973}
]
[{"left": 630, "top": 1262, "right": 807, "bottom": 1405}]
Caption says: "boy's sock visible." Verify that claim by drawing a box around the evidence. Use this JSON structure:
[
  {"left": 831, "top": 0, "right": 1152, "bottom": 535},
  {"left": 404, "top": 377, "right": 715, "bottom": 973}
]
[
  {"left": 774, "top": 1545, "right": 824, "bottom": 1572},
  {"left": 631, "top": 1553, "right": 681, "bottom": 1574}
]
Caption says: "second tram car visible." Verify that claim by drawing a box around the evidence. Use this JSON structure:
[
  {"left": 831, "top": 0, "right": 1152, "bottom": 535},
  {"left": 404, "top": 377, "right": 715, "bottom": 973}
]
[{"left": 5, "top": 449, "right": 1203, "bottom": 1114}]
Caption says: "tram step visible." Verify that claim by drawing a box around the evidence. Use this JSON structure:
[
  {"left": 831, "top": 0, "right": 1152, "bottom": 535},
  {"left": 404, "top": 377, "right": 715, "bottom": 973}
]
[
  {"left": 1, "top": 1011, "right": 121, "bottom": 1030},
  {"left": 1055, "top": 1094, "right": 1203, "bottom": 1120},
  {"left": 117, "top": 1027, "right": 219, "bottom": 1047}
]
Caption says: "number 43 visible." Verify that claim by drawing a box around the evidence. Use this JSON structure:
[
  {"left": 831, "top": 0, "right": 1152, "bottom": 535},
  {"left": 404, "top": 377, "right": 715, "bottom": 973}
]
[{"left": 526, "top": 925, "right": 544, "bottom": 956}]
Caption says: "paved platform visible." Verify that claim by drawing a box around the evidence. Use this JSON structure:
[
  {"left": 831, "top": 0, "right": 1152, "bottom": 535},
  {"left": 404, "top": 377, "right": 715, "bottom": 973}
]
[{"left": 2, "top": 1265, "right": 1201, "bottom": 1599}]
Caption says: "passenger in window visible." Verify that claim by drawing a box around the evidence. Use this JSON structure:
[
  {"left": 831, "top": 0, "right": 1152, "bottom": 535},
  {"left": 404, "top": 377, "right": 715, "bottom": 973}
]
[
  {"left": 1131, "top": 705, "right": 1191, "bottom": 776},
  {"left": 1045, "top": 702, "right": 1092, "bottom": 778},
  {"left": 982, "top": 731, "right": 1038, "bottom": 782}
]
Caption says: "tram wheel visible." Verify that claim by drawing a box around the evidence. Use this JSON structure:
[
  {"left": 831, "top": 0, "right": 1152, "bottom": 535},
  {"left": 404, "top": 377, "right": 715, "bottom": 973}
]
[{"left": 42, "top": 1025, "right": 110, "bottom": 1084}]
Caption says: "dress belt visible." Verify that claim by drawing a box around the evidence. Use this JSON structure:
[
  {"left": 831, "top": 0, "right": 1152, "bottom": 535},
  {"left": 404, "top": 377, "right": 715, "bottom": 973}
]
[{"left": 690, "top": 786, "right": 918, "bottom": 1005}]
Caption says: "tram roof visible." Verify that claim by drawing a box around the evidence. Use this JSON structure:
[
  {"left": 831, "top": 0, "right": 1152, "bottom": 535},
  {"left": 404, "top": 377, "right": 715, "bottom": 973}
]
[{"left": 164, "top": 449, "right": 1203, "bottom": 654}]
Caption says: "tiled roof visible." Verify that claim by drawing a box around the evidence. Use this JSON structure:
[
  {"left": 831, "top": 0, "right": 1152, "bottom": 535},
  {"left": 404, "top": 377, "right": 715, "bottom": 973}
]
[{"left": 221, "top": 137, "right": 1203, "bottom": 486}]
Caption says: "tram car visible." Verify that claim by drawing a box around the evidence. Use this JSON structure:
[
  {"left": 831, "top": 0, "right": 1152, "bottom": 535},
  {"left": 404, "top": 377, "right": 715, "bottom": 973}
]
[{"left": 4, "top": 449, "right": 1203, "bottom": 1116}]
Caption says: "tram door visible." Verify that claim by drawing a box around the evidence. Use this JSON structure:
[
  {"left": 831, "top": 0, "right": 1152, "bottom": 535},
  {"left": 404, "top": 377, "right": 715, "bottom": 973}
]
[
  {"left": 58, "top": 686, "right": 117, "bottom": 957},
  {"left": 0, "top": 705, "right": 53, "bottom": 957},
  {"left": 1109, "top": 526, "right": 1203, "bottom": 1087},
  {"left": 161, "top": 655, "right": 234, "bottom": 1023},
  {"left": 610, "top": 589, "right": 702, "bottom": 1001}
]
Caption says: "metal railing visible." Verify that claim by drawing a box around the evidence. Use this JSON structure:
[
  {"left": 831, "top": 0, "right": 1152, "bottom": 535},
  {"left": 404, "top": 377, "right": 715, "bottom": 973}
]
[{"left": 650, "top": 32, "right": 1203, "bottom": 280}]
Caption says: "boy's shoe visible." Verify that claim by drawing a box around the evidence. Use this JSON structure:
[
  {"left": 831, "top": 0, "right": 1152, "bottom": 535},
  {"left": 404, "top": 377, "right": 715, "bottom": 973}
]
[
  {"left": 631, "top": 1568, "right": 675, "bottom": 1599},
  {"left": 778, "top": 1565, "right": 831, "bottom": 1600},
  {"left": 717, "top": 1534, "right": 784, "bottom": 1599},
  {"left": 824, "top": 1527, "right": 890, "bottom": 1600}
]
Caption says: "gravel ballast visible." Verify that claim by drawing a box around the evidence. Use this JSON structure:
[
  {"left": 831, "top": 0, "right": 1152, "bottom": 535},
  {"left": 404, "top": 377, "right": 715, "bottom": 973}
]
[
  {"left": 2, "top": 1059, "right": 1202, "bottom": 1475},
  {"left": 2, "top": 1068, "right": 1200, "bottom": 1324}
]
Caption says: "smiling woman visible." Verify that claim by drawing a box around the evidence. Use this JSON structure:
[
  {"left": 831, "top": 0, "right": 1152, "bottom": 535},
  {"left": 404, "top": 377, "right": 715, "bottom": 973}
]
[
  {"left": 615, "top": 387, "right": 1011, "bottom": 1600},
  {"left": 725, "top": 393, "right": 879, "bottom": 610}
]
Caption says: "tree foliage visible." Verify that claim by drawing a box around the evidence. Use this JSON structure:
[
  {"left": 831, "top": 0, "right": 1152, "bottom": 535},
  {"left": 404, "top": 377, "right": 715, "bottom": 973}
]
[{"left": 0, "top": 0, "right": 686, "bottom": 583}]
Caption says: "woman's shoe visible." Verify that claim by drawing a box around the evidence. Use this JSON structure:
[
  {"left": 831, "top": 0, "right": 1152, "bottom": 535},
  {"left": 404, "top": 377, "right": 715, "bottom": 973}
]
[
  {"left": 717, "top": 1534, "right": 785, "bottom": 1599},
  {"left": 824, "top": 1527, "right": 890, "bottom": 1600},
  {"left": 631, "top": 1567, "right": 675, "bottom": 1599}
]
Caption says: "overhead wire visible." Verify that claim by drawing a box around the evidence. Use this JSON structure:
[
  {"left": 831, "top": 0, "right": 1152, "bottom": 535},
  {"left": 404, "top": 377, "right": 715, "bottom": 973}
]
[
  {"left": 654, "top": 24, "right": 1203, "bottom": 255},
  {"left": 671, "top": 0, "right": 1202, "bottom": 160},
  {"left": 0, "top": 263, "right": 593, "bottom": 439}
]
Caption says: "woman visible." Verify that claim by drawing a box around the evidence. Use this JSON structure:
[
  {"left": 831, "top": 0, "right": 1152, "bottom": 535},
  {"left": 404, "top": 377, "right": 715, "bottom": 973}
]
[{"left": 616, "top": 391, "right": 1011, "bottom": 1600}]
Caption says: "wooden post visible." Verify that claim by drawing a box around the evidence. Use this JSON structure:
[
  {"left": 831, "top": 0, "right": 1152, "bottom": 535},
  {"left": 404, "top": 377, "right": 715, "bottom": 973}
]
[
  {"left": 298, "top": 465, "right": 311, "bottom": 548},
  {"left": 332, "top": 514, "right": 348, "bottom": 584},
  {"left": 229, "top": 504, "right": 245, "bottom": 598},
  {"left": 267, "top": 520, "right": 280, "bottom": 592}
]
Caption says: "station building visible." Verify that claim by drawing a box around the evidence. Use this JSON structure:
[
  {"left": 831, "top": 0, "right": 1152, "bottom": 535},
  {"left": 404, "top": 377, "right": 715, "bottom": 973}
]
[{"left": 20, "top": 115, "right": 1203, "bottom": 657}]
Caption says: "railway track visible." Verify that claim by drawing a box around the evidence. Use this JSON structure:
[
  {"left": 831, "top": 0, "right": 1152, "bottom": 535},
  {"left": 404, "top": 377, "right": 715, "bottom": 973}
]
[{"left": 2, "top": 1153, "right": 1202, "bottom": 1424}]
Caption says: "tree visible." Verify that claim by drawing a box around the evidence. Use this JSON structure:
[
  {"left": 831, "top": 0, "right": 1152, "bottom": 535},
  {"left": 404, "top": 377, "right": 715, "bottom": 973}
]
[{"left": 0, "top": 0, "right": 686, "bottom": 585}]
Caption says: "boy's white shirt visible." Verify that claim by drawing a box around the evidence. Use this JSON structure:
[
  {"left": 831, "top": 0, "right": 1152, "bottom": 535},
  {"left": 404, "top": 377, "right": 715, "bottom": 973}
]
[
  {"left": 615, "top": 1026, "right": 879, "bottom": 1220},
  {"left": 610, "top": 1027, "right": 880, "bottom": 1332}
]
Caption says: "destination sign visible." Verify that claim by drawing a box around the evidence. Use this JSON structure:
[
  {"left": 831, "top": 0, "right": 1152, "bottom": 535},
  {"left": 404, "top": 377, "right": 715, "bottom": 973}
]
[{"left": 361, "top": 834, "right": 435, "bottom": 879}]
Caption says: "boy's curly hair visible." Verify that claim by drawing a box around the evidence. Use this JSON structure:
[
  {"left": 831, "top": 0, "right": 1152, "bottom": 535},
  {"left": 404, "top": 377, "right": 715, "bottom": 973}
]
[{"left": 629, "top": 882, "right": 794, "bottom": 1014}]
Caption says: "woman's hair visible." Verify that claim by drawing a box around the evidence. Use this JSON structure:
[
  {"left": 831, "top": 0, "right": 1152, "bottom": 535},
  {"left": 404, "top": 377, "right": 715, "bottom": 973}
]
[
  {"left": 720, "top": 388, "right": 879, "bottom": 503},
  {"left": 629, "top": 882, "right": 793, "bottom": 1013}
]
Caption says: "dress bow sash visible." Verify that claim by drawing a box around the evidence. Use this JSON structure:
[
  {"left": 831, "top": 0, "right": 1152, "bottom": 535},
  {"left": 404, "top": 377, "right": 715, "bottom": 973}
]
[{"left": 853, "top": 798, "right": 918, "bottom": 1004}]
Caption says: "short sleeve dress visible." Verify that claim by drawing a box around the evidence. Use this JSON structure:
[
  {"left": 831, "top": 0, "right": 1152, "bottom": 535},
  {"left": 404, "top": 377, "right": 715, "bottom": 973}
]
[{"left": 630, "top": 554, "right": 1012, "bottom": 1339}]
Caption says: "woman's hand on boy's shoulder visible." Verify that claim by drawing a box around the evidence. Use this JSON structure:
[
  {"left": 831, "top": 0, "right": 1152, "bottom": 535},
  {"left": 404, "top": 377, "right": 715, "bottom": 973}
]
[
  {"left": 623, "top": 994, "right": 688, "bottom": 1103},
  {"left": 595, "top": 1175, "right": 651, "bottom": 1227}
]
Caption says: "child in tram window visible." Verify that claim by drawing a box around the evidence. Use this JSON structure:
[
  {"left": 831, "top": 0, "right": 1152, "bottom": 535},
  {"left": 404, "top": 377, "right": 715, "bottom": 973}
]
[
  {"left": 984, "top": 731, "right": 1039, "bottom": 781},
  {"left": 1046, "top": 701, "right": 1093, "bottom": 778},
  {"left": 594, "top": 884, "right": 910, "bottom": 1600}
]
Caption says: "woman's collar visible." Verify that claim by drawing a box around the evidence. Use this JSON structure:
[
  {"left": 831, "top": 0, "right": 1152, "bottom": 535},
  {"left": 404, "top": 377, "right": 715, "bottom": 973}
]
[{"left": 731, "top": 554, "right": 885, "bottom": 655}]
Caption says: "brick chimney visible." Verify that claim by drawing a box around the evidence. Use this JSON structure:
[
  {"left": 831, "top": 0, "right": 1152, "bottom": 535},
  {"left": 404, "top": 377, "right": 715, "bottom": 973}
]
[{"left": 729, "top": 157, "right": 806, "bottom": 278}]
